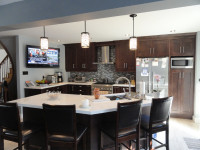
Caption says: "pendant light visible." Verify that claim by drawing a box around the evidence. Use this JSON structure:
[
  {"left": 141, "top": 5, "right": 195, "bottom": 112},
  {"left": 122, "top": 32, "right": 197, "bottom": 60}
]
[
  {"left": 129, "top": 14, "right": 137, "bottom": 50},
  {"left": 40, "top": 26, "right": 48, "bottom": 50},
  {"left": 81, "top": 20, "right": 90, "bottom": 48}
]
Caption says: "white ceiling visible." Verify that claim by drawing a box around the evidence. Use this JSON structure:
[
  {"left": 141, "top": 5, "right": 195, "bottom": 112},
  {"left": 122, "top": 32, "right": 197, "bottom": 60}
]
[
  {"left": 0, "top": 5, "right": 200, "bottom": 44},
  {"left": 0, "top": 0, "right": 23, "bottom": 6}
]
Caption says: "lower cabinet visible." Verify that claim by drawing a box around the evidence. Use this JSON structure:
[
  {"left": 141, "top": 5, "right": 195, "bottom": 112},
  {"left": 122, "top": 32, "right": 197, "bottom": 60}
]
[
  {"left": 113, "top": 86, "right": 135, "bottom": 93},
  {"left": 25, "top": 85, "right": 68, "bottom": 97},
  {"left": 169, "top": 69, "right": 194, "bottom": 119},
  {"left": 68, "top": 85, "right": 91, "bottom": 95}
]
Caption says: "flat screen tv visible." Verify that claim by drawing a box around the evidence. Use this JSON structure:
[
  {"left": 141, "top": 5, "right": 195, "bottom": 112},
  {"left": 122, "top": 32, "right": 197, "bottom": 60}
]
[{"left": 26, "top": 45, "right": 60, "bottom": 68}]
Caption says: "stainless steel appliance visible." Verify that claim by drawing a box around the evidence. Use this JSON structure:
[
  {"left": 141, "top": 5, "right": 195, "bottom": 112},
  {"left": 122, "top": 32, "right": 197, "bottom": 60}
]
[
  {"left": 55, "top": 72, "right": 63, "bottom": 83},
  {"left": 46, "top": 75, "right": 56, "bottom": 83},
  {"left": 136, "top": 57, "right": 169, "bottom": 98},
  {"left": 91, "top": 82, "right": 114, "bottom": 95},
  {"left": 171, "top": 57, "right": 193, "bottom": 68}
]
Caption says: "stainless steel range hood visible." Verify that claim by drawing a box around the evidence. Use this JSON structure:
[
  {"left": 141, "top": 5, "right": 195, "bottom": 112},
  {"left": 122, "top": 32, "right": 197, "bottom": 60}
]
[{"left": 93, "top": 46, "right": 114, "bottom": 64}]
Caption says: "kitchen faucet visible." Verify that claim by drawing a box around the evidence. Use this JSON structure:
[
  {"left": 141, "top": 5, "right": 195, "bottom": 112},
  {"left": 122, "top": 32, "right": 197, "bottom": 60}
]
[{"left": 115, "top": 77, "right": 131, "bottom": 98}]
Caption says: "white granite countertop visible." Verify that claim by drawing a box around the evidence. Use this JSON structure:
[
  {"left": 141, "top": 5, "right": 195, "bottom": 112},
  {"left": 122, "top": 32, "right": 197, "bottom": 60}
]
[
  {"left": 11, "top": 93, "right": 151, "bottom": 115},
  {"left": 113, "top": 84, "right": 135, "bottom": 87},
  {"left": 24, "top": 82, "right": 95, "bottom": 90}
]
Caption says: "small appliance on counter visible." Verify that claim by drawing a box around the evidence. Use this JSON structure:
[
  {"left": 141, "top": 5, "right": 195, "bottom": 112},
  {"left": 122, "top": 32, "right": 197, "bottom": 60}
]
[
  {"left": 46, "top": 75, "right": 56, "bottom": 84},
  {"left": 74, "top": 76, "right": 86, "bottom": 83},
  {"left": 55, "top": 72, "right": 63, "bottom": 83}
]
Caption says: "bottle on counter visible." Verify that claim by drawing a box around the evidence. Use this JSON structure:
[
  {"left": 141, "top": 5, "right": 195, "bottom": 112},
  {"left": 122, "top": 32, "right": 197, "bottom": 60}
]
[{"left": 93, "top": 88, "right": 100, "bottom": 99}]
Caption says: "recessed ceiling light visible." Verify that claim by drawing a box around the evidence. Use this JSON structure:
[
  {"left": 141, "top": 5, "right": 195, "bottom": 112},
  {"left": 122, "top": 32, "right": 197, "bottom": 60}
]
[
  {"left": 125, "top": 34, "right": 130, "bottom": 37},
  {"left": 57, "top": 40, "right": 61, "bottom": 42},
  {"left": 170, "top": 30, "right": 176, "bottom": 33}
]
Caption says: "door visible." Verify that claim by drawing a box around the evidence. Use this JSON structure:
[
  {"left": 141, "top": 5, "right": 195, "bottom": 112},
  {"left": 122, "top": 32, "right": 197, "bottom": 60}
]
[
  {"left": 180, "top": 69, "right": 194, "bottom": 115},
  {"left": 169, "top": 69, "right": 181, "bottom": 113},
  {"left": 65, "top": 44, "right": 77, "bottom": 71},
  {"left": 181, "top": 37, "right": 195, "bottom": 56},
  {"left": 115, "top": 40, "right": 130, "bottom": 71},
  {"left": 152, "top": 39, "right": 169, "bottom": 57},
  {"left": 137, "top": 39, "right": 151, "bottom": 57}
]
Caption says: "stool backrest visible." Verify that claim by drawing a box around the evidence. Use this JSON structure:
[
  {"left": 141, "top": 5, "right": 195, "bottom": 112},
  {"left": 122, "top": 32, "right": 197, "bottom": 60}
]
[
  {"left": 117, "top": 100, "right": 142, "bottom": 131},
  {"left": 150, "top": 97, "right": 173, "bottom": 124},
  {"left": 0, "top": 103, "right": 20, "bottom": 131},
  {"left": 43, "top": 104, "right": 76, "bottom": 138}
]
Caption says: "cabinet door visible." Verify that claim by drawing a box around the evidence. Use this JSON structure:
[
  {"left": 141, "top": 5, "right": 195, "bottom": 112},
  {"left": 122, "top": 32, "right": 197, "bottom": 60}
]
[
  {"left": 181, "top": 37, "right": 195, "bottom": 56},
  {"left": 115, "top": 40, "right": 135, "bottom": 72},
  {"left": 152, "top": 39, "right": 169, "bottom": 57},
  {"left": 85, "top": 43, "right": 97, "bottom": 71},
  {"left": 65, "top": 44, "right": 77, "bottom": 71},
  {"left": 136, "top": 39, "right": 151, "bottom": 57},
  {"left": 169, "top": 39, "right": 182, "bottom": 56},
  {"left": 76, "top": 44, "right": 87, "bottom": 71},
  {"left": 169, "top": 69, "right": 181, "bottom": 113},
  {"left": 180, "top": 69, "right": 194, "bottom": 115}
]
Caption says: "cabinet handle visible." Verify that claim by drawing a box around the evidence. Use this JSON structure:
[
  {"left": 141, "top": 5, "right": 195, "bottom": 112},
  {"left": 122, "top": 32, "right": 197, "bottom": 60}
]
[
  {"left": 73, "top": 64, "right": 75, "bottom": 68},
  {"left": 182, "top": 72, "right": 184, "bottom": 78},
  {"left": 179, "top": 72, "right": 181, "bottom": 79},
  {"left": 183, "top": 47, "right": 184, "bottom": 53},
  {"left": 153, "top": 48, "right": 155, "bottom": 54},
  {"left": 126, "top": 63, "right": 128, "bottom": 68},
  {"left": 124, "top": 63, "right": 125, "bottom": 68},
  {"left": 180, "top": 47, "right": 182, "bottom": 53},
  {"left": 72, "top": 86, "right": 74, "bottom": 91},
  {"left": 150, "top": 48, "right": 152, "bottom": 54},
  {"left": 84, "top": 64, "right": 86, "bottom": 68}
]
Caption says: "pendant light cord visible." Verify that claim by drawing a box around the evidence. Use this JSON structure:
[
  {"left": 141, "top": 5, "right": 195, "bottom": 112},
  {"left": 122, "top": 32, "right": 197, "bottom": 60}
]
[
  {"left": 44, "top": 26, "right": 45, "bottom": 37},
  {"left": 132, "top": 17, "right": 134, "bottom": 37},
  {"left": 85, "top": 20, "right": 86, "bottom": 32}
]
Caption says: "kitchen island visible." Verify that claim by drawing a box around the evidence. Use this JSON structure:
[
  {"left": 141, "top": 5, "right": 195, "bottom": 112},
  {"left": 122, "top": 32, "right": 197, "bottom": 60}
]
[{"left": 10, "top": 93, "right": 151, "bottom": 150}]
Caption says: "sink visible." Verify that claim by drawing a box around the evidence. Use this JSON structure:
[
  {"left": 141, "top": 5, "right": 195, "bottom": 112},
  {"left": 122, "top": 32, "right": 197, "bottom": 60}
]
[{"left": 105, "top": 94, "right": 131, "bottom": 100}]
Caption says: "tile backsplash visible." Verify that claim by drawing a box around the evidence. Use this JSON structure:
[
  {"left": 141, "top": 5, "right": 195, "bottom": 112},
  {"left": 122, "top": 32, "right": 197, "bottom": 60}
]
[{"left": 70, "top": 47, "right": 135, "bottom": 83}]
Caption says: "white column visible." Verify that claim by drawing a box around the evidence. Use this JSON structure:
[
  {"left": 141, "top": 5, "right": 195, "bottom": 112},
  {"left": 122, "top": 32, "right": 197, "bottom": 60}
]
[{"left": 193, "top": 31, "right": 200, "bottom": 123}]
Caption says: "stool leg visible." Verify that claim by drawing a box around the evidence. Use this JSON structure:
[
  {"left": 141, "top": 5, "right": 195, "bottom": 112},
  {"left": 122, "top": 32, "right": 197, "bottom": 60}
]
[
  {"left": 99, "top": 131, "right": 102, "bottom": 150},
  {"left": 18, "top": 141, "right": 23, "bottom": 150},
  {"left": 83, "top": 133, "right": 86, "bottom": 150},
  {"left": 144, "top": 131, "right": 147, "bottom": 150},
  {"left": 149, "top": 132, "right": 153, "bottom": 150},
  {"left": 166, "top": 127, "right": 169, "bottom": 150}
]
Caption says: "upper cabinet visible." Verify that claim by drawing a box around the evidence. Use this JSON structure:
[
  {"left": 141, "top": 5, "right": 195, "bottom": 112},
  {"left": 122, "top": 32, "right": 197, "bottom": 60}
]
[
  {"left": 65, "top": 43, "right": 97, "bottom": 72},
  {"left": 137, "top": 37, "right": 169, "bottom": 58},
  {"left": 115, "top": 40, "right": 136, "bottom": 72},
  {"left": 170, "top": 35, "right": 195, "bottom": 56}
]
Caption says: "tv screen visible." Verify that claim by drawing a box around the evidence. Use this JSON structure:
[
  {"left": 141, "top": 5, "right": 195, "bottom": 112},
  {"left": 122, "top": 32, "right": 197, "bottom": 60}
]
[{"left": 26, "top": 45, "right": 60, "bottom": 68}]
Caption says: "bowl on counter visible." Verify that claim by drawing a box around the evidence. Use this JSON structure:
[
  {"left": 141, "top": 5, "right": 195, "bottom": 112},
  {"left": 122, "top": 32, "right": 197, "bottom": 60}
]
[{"left": 47, "top": 91, "right": 60, "bottom": 100}]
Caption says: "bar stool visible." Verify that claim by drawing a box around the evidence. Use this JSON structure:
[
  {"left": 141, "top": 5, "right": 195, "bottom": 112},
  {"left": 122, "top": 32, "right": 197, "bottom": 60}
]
[
  {"left": 141, "top": 97, "right": 173, "bottom": 150},
  {"left": 100, "top": 100, "right": 142, "bottom": 150},
  {"left": 43, "top": 104, "right": 87, "bottom": 150},
  {"left": 0, "top": 103, "right": 41, "bottom": 150}
]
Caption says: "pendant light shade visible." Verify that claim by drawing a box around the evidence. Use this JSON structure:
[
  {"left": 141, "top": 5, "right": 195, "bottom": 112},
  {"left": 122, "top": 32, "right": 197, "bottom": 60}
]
[
  {"left": 81, "top": 21, "right": 90, "bottom": 48},
  {"left": 40, "top": 26, "right": 48, "bottom": 50},
  {"left": 129, "top": 14, "right": 137, "bottom": 50}
]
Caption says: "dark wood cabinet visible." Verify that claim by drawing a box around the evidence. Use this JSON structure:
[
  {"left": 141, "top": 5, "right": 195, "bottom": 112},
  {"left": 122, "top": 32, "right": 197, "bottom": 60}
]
[
  {"left": 25, "top": 85, "right": 68, "bottom": 97},
  {"left": 68, "top": 85, "right": 91, "bottom": 95},
  {"left": 115, "top": 40, "right": 136, "bottom": 72},
  {"left": 65, "top": 43, "right": 97, "bottom": 72},
  {"left": 170, "top": 36, "right": 195, "bottom": 56},
  {"left": 113, "top": 86, "right": 135, "bottom": 93},
  {"left": 137, "top": 38, "right": 169, "bottom": 58},
  {"left": 169, "top": 69, "right": 194, "bottom": 118}
]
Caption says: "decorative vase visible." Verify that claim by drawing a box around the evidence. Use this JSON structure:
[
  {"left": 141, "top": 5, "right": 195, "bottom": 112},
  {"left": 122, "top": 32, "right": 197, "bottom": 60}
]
[{"left": 93, "top": 88, "right": 100, "bottom": 99}]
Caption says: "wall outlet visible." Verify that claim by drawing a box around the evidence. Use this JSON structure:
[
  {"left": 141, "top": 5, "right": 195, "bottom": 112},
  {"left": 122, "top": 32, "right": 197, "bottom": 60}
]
[{"left": 23, "top": 71, "right": 28, "bottom": 75}]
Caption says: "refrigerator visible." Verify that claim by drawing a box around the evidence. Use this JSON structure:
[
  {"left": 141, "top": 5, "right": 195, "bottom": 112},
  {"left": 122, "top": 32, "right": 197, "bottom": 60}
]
[{"left": 136, "top": 57, "right": 169, "bottom": 98}]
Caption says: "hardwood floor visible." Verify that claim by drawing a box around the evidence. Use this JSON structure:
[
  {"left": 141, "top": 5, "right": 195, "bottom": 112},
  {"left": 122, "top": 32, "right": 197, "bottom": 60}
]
[{"left": 3, "top": 118, "right": 200, "bottom": 150}]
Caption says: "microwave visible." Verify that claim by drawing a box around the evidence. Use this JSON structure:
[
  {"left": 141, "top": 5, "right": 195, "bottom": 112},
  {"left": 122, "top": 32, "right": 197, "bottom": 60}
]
[{"left": 171, "top": 57, "right": 193, "bottom": 69}]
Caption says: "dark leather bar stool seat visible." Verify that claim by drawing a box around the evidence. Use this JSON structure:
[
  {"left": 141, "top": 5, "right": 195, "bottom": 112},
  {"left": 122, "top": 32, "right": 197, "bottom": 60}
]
[
  {"left": 0, "top": 103, "right": 41, "bottom": 150},
  {"left": 100, "top": 100, "right": 142, "bottom": 150},
  {"left": 141, "top": 97, "right": 173, "bottom": 150},
  {"left": 43, "top": 104, "right": 87, "bottom": 150}
]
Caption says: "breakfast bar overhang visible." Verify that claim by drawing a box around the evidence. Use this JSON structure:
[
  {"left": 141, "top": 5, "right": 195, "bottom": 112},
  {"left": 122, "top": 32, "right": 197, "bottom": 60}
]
[{"left": 6, "top": 93, "right": 151, "bottom": 150}]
